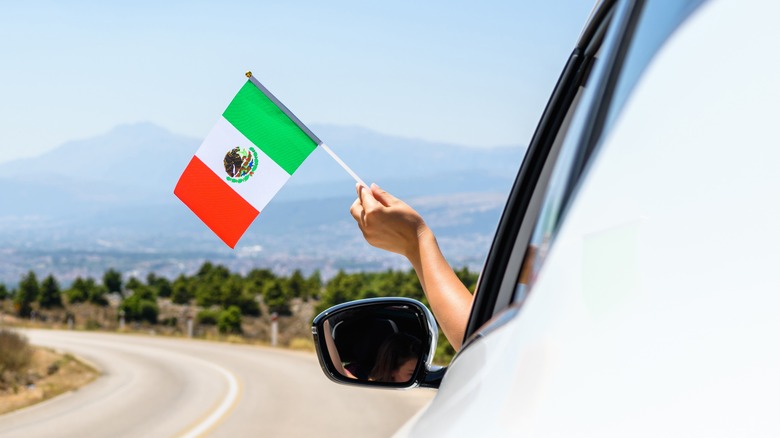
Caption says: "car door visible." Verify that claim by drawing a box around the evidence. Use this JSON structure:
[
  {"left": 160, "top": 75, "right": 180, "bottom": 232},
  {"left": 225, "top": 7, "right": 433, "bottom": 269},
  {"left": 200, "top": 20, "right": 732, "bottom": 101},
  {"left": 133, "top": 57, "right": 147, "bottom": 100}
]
[{"left": 399, "top": 0, "right": 709, "bottom": 435}]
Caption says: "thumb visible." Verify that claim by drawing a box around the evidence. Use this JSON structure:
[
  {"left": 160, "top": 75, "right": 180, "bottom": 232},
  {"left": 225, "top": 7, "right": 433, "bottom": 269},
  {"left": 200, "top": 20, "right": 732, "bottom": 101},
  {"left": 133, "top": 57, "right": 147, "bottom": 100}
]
[{"left": 370, "top": 183, "right": 397, "bottom": 207}]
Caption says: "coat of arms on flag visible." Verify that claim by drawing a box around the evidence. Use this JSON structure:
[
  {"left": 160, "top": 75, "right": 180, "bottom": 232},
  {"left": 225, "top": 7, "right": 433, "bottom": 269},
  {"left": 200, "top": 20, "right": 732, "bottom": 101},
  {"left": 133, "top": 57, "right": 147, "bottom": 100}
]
[{"left": 223, "top": 146, "right": 259, "bottom": 183}]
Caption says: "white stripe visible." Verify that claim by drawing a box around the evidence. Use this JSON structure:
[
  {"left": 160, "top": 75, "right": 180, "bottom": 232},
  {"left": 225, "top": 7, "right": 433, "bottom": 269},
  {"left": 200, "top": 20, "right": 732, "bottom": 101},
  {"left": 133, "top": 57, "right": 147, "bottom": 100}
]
[{"left": 195, "top": 117, "right": 290, "bottom": 211}]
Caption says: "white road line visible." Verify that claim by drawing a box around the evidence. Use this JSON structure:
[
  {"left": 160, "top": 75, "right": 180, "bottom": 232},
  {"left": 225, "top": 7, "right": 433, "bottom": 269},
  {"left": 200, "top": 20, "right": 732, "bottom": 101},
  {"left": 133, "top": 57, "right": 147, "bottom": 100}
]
[{"left": 178, "top": 360, "right": 241, "bottom": 438}]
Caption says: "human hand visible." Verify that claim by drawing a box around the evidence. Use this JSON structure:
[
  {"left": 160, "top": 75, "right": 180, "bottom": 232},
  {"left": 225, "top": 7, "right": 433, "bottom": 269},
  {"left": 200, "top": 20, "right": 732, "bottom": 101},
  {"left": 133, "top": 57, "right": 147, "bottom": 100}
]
[{"left": 349, "top": 183, "right": 429, "bottom": 259}]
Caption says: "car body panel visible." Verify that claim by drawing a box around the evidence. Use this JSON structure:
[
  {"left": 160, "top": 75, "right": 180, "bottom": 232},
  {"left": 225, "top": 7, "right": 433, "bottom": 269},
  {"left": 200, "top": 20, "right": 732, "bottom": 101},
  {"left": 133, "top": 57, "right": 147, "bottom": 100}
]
[{"left": 399, "top": 0, "right": 780, "bottom": 435}]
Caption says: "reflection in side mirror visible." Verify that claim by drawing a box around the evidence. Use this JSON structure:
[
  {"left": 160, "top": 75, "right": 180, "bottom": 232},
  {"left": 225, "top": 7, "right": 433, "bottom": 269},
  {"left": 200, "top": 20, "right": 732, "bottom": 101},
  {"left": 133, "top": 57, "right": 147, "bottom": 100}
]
[{"left": 312, "top": 297, "right": 445, "bottom": 389}]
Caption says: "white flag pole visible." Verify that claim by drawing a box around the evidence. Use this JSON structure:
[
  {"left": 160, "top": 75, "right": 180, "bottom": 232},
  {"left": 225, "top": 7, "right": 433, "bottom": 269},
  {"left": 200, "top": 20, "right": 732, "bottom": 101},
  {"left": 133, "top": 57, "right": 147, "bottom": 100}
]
[{"left": 320, "top": 143, "right": 367, "bottom": 188}]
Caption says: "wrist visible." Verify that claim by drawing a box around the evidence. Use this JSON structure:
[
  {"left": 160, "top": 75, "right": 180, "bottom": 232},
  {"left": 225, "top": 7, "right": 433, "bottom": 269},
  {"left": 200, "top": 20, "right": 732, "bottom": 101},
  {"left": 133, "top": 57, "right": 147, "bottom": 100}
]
[{"left": 405, "top": 223, "right": 433, "bottom": 266}]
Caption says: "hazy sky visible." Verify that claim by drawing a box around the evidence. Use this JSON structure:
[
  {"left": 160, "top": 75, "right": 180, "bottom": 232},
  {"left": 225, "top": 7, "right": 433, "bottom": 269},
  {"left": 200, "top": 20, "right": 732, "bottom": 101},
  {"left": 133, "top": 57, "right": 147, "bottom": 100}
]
[{"left": 0, "top": 1, "right": 594, "bottom": 164}]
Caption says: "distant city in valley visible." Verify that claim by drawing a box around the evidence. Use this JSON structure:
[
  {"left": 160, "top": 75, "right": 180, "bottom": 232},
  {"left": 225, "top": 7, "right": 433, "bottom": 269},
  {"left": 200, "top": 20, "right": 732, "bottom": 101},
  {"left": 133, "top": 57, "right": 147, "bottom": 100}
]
[{"left": 0, "top": 123, "right": 525, "bottom": 286}]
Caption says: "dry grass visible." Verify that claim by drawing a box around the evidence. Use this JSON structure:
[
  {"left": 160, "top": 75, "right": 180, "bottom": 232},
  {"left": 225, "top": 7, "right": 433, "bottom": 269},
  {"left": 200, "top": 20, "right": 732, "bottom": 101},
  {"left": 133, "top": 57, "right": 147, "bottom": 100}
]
[
  {"left": 0, "top": 346, "right": 99, "bottom": 415},
  {"left": 288, "top": 337, "right": 315, "bottom": 351},
  {"left": 0, "top": 329, "right": 33, "bottom": 376}
]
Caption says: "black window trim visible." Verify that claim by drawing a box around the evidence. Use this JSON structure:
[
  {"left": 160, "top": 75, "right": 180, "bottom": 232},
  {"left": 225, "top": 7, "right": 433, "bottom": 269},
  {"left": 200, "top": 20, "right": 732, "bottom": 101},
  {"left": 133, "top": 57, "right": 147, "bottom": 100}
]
[
  {"left": 462, "top": 49, "right": 586, "bottom": 345},
  {"left": 462, "top": 0, "right": 649, "bottom": 347},
  {"left": 557, "top": 0, "right": 707, "bottom": 228},
  {"left": 559, "top": 0, "right": 647, "bottom": 227}
]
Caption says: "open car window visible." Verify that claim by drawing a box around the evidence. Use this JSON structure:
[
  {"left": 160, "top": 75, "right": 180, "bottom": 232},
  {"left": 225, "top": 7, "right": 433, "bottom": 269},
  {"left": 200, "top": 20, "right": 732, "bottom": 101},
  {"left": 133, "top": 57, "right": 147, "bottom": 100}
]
[{"left": 463, "top": 0, "right": 628, "bottom": 344}]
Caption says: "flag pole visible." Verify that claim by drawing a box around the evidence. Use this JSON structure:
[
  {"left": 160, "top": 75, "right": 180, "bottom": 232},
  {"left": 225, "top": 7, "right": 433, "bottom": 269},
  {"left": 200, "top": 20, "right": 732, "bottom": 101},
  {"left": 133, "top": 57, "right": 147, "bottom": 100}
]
[
  {"left": 245, "top": 71, "right": 367, "bottom": 188},
  {"left": 319, "top": 143, "right": 367, "bottom": 187}
]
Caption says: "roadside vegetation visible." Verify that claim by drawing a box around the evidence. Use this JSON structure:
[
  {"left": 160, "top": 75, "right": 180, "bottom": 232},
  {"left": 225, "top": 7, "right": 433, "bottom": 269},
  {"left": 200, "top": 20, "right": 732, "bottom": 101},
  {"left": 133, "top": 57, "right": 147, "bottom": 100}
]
[
  {"left": 0, "top": 264, "right": 479, "bottom": 364},
  {"left": 0, "top": 329, "right": 32, "bottom": 380},
  {"left": 0, "top": 329, "right": 98, "bottom": 414}
]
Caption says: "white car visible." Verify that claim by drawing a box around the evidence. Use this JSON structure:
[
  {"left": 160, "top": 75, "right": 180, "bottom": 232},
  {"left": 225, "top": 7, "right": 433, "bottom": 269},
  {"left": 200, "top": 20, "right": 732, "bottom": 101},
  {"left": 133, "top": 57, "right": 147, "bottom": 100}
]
[{"left": 313, "top": 0, "right": 780, "bottom": 435}]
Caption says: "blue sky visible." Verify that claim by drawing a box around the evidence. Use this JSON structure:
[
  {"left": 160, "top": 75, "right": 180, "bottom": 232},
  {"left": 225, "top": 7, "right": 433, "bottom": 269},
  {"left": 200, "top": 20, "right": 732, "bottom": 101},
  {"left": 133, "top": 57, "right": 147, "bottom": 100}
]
[{"left": 0, "top": 1, "right": 593, "bottom": 164}]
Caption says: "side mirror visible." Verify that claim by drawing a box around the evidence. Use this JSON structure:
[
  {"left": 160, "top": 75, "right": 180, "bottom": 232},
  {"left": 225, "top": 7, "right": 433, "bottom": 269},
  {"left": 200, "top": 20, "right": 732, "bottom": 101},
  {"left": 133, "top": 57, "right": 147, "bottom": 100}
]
[{"left": 312, "top": 297, "right": 446, "bottom": 389}]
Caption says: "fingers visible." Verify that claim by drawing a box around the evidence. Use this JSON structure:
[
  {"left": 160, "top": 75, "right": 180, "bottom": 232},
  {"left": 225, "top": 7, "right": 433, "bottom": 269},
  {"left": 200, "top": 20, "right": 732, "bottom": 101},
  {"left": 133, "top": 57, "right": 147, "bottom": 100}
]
[
  {"left": 349, "top": 198, "right": 363, "bottom": 225},
  {"left": 351, "top": 182, "right": 395, "bottom": 232},
  {"left": 356, "top": 183, "right": 381, "bottom": 210},
  {"left": 370, "top": 183, "right": 397, "bottom": 207},
  {"left": 354, "top": 182, "right": 366, "bottom": 197}
]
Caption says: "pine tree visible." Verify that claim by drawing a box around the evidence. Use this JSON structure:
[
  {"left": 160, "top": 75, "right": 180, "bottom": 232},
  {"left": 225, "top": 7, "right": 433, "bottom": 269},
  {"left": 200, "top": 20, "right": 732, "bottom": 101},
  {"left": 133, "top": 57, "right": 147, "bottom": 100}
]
[
  {"left": 125, "top": 277, "right": 143, "bottom": 293},
  {"left": 66, "top": 277, "right": 89, "bottom": 304},
  {"left": 38, "top": 275, "right": 63, "bottom": 309},
  {"left": 306, "top": 270, "right": 322, "bottom": 300},
  {"left": 288, "top": 269, "right": 305, "bottom": 299},
  {"left": 171, "top": 275, "right": 193, "bottom": 305},
  {"left": 88, "top": 282, "right": 109, "bottom": 306},
  {"left": 14, "top": 271, "right": 39, "bottom": 317},
  {"left": 103, "top": 268, "right": 123, "bottom": 295},
  {"left": 264, "top": 279, "right": 291, "bottom": 315}
]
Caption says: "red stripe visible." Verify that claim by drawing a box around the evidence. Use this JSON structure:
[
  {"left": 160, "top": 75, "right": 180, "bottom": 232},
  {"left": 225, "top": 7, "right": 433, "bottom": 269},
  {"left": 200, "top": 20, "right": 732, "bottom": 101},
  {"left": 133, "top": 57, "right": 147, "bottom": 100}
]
[{"left": 174, "top": 156, "right": 259, "bottom": 248}]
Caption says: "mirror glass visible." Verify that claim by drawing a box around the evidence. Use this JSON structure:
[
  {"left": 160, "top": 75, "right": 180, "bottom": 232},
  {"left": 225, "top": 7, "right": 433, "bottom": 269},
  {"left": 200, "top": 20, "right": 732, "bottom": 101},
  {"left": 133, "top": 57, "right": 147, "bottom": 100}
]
[{"left": 318, "top": 302, "right": 428, "bottom": 385}]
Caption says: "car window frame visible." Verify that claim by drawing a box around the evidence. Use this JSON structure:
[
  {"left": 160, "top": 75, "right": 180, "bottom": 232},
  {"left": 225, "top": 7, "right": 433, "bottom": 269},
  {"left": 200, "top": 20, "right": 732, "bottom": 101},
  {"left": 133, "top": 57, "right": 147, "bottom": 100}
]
[{"left": 462, "top": 0, "right": 640, "bottom": 347}]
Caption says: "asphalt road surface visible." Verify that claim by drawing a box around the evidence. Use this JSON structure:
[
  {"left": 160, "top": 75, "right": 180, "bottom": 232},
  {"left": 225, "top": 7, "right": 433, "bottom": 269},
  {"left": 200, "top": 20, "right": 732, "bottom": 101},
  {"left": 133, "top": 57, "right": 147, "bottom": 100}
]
[{"left": 0, "top": 330, "right": 434, "bottom": 438}]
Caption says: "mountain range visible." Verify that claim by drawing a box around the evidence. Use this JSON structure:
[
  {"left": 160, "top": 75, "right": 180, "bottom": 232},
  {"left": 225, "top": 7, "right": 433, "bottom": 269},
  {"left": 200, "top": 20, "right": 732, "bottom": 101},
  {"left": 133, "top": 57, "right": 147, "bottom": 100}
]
[{"left": 0, "top": 122, "right": 525, "bottom": 285}]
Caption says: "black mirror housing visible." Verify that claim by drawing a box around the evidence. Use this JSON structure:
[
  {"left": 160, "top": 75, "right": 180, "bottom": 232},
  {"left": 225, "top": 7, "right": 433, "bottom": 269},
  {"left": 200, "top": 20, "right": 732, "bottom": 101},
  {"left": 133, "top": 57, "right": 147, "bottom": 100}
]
[{"left": 312, "top": 297, "right": 445, "bottom": 389}]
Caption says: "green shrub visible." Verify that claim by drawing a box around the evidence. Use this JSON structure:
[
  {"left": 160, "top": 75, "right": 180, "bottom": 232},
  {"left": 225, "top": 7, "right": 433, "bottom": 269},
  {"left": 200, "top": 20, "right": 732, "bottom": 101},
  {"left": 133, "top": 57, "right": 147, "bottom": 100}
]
[
  {"left": 196, "top": 309, "right": 219, "bottom": 325},
  {"left": 160, "top": 317, "right": 178, "bottom": 327},
  {"left": 137, "top": 300, "right": 159, "bottom": 324},
  {"left": 120, "top": 289, "right": 159, "bottom": 324},
  {"left": 217, "top": 306, "right": 242, "bottom": 334},
  {"left": 435, "top": 330, "right": 456, "bottom": 365}
]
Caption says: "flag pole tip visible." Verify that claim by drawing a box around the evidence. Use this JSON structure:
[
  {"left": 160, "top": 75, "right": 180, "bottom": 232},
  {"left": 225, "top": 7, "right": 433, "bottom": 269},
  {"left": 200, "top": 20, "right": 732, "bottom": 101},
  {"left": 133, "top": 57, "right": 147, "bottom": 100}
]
[{"left": 245, "top": 71, "right": 253, "bottom": 78}]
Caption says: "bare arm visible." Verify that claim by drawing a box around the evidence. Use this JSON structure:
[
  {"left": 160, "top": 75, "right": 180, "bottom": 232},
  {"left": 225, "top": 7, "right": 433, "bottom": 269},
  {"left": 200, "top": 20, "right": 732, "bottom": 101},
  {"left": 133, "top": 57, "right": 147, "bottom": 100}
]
[
  {"left": 350, "top": 183, "right": 473, "bottom": 350},
  {"left": 407, "top": 227, "right": 474, "bottom": 350},
  {"left": 322, "top": 319, "right": 356, "bottom": 379}
]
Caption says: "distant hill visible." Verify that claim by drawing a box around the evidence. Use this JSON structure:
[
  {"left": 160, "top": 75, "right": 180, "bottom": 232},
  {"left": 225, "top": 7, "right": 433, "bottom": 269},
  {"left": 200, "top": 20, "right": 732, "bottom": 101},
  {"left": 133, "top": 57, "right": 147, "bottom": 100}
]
[
  {"left": 0, "top": 122, "right": 524, "bottom": 200},
  {"left": 0, "top": 122, "right": 525, "bottom": 284},
  {"left": 0, "top": 123, "right": 195, "bottom": 194}
]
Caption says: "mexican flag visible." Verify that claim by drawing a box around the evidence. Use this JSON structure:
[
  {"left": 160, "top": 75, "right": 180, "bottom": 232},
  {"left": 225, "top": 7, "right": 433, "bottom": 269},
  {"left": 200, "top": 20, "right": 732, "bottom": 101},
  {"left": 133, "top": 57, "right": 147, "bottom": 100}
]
[{"left": 174, "top": 76, "right": 320, "bottom": 248}]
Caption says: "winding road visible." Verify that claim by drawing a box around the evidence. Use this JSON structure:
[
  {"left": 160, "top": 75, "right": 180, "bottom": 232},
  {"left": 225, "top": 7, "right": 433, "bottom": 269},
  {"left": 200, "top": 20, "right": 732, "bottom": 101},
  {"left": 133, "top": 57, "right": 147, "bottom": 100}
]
[{"left": 0, "top": 330, "right": 434, "bottom": 437}]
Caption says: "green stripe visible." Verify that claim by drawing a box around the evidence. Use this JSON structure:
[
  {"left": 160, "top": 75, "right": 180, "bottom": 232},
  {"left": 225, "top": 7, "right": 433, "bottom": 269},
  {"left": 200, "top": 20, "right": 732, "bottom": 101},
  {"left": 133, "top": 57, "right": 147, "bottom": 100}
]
[{"left": 223, "top": 81, "right": 317, "bottom": 175}]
